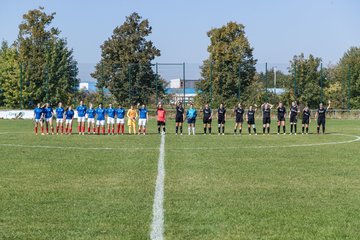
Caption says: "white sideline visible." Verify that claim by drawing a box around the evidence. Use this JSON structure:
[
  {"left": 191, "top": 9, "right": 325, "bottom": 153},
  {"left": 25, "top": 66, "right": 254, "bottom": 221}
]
[{"left": 150, "top": 134, "right": 166, "bottom": 240}]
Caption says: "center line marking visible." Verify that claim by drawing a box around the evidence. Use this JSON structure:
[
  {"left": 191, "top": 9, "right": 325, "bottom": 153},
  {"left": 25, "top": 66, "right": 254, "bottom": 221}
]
[{"left": 150, "top": 134, "right": 166, "bottom": 240}]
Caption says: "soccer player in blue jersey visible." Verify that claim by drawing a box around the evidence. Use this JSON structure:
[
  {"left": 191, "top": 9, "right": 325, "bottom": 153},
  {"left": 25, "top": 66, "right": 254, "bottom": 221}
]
[
  {"left": 115, "top": 103, "right": 126, "bottom": 135},
  {"left": 76, "top": 101, "right": 87, "bottom": 135},
  {"left": 96, "top": 103, "right": 106, "bottom": 135},
  {"left": 65, "top": 105, "right": 75, "bottom": 135},
  {"left": 106, "top": 103, "right": 116, "bottom": 135},
  {"left": 86, "top": 103, "right": 96, "bottom": 134},
  {"left": 138, "top": 104, "right": 149, "bottom": 135},
  {"left": 33, "top": 103, "right": 44, "bottom": 135},
  {"left": 186, "top": 103, "right": 197, "bottom": 135},
  {"left": 44, "top": 103, "right": 54, "bottom": 135},
  {"left": 55, "top": 102, "right": 65, "bottom": 135}
]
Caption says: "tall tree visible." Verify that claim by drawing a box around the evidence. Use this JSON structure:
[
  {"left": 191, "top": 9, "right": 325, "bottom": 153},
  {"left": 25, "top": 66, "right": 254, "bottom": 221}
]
[
  {"left": 289, "top": 53, "right": 324, "bottom": 108},
  {"left": 335, "top": 47, "right": 360, "bottom": 109},
  {"left": 91, "top": 12, "right": 161, "bottom": 104},
  {"left": 14, "top": 7, "right": 78, "bottom": 108},
  {"left": 196, "top": 22, "right": 257, "bottom": 107}
]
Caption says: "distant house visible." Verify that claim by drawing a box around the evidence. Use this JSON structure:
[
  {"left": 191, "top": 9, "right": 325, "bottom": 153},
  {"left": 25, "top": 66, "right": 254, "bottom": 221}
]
[{"left": 166, "top": 79, "right": 200, "bottom": 103}]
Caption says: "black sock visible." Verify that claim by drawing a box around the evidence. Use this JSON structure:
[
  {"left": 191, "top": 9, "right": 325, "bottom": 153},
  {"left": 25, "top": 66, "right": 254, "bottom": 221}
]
[
  {"left": 290, "top": 124, "right": 293, "bottom": 133},
  {"left": 158, "top": 127, "right": 160, "bottom": 134},
  {"left": 294, "top": 124, "right": 297, "bottom": 133},
  {"left": 248, "top": 127, "right": 251, "bottom": 133},
  {"left": 267, "top": 127, "right": 270, "bottom": 134},
  {"left": 283, "top": 126, "right": 286, "bottom": 133},
  {"left": 317, "top": 126, "right": 320, "bottom": 133},
  {"left": 176, "top": 126, "right": 178, "bottom": 133},
  {"left": 240, "top": 128, "right": 242, "bottom": 134},
  {"left": 204, "top": 127, "right": 206, "bottom": 134},
  {"left": 180, "top": 126, "right": 183, "bottom": 133},
  {"left": 254, "top": 128, "right": 257, "bottom": 133},
  {"left": 234, "top": 128, "right": 237, "bottom": 134},
  {"left": 306, "top": 127, "right": 308, "bottom": 133},
  {"left": 218, "top": 127, "right": 221, "bottom": 133},
  {"left": 278, "top": 125, "right": 280, "bottom": 133},
  {"left": 263, "top": 127, "right": 265, "bottom": 133},
  {"left": 322, "top": 126, "right": 325, "bottom": 133},
  {"left": 222, "top": 126, "right": 225, "bottom": 134},
  {"left": 302, "top": 126, "right": 304, "bottom": 133},
  {"left": 209, "top": 127, "right": 212, "bottom": 134},
  {"left": 163, "top": 127, "right": 166, "bottom": 133}
]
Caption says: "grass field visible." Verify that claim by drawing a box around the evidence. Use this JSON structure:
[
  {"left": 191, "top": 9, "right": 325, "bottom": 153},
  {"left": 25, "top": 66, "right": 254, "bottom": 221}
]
[{"left": 0, "top": 119, "right": 360, "bottom": 239}]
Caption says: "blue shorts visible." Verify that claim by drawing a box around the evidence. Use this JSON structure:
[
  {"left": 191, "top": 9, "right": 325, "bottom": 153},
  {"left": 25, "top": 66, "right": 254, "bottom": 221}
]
[{"left": 187, "top": 118, "right": 196, "bottom": 124}]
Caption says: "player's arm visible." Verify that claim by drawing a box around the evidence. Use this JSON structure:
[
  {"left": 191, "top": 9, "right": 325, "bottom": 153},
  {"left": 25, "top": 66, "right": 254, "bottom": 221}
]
[
  {"left": 146, "top": 111, "right": 149, "bottom": 122},
  {"left": 327, "top": 100, "right": 331, "bottom": 110},
  {"left": 315, "top": 111, "right": 318, "bottom": 119},
  {"left": 268, "top": 103, "right": 274, "bottom": 109},
  {"left": 164, "top": 110, "right": 166, "bottom": 122},
  {"left": 224, "top": 112, "right": 227, "bottom": 121}
]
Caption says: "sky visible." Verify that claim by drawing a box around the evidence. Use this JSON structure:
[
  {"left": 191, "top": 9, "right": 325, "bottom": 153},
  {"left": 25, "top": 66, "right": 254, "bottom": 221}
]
[{"left": 1, "top": 0, "right": 359, "bottom": 81}]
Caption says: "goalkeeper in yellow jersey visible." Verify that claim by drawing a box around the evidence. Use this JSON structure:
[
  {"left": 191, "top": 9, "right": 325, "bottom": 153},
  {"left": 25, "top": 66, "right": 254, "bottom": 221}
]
[{"left": 127, "top": 105, "right": 138, "bottom": 134}]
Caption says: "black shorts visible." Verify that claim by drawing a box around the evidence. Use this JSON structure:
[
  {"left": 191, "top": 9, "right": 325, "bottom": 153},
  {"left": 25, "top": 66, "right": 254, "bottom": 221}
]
[
  {"left": 203, "top": 118, "right": 212, "bottom": 124},
  {"left": 290, "top": 115, "right": 297, "bottom": 123},
  {"left": 187, "top": 118, "right": 196, "bottom": 124},
  {"left": 157, "top": 121, "right": 166, "bottom": 126},
  {"left": 302, "top": 118, "right": 310, "bottom": 125},
  {"left": 175, "top": 116, "right": 183, "bottom": 123},
  {"left": 218, "top": 118, "right": 225, "bottom": 124},
  {"left": 235, "top": 116, "right": 244, "bottom": 123},
  {"left": 263, "top": 117, "right": 271, "bottom": 124},
  {"left": 317, "top": 118, "right": 325, "bottom": 126},
  {"left": 247, "top": 119, "right": 255, "bottom": 125},
  {"left": 278, "top": 116, "right": 285, "bottom": 122}
]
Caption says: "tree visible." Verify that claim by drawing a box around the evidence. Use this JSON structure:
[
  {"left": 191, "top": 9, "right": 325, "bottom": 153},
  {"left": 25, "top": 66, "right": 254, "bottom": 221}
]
[
  {"left": 196, "top": 22, "right": 257, "bottom": 107},
  {"left": 13, "top": 7, "right": 79, "bottom": 108},
  {"left": 0, "top": 41, "right": 20, "bottom": 107},
  {"left": 335, "top": 47, "right": 360, "bottom": 109},
  {"left": 91, "top": 12, "right": 162, "bottom": 105},
  {"left": 288, "top": 53, "right": 325, "bottom": 108}
]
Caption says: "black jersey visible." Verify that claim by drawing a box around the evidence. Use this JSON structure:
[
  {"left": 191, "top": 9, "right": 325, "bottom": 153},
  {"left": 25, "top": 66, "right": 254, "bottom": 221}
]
[
  {"left": 234, "top": 107, "right": 244, "bottom": 118},
  {"left": 302, "top": 109, "right": 311, "bottom": 120},
  {"left": 317, "top": 108, "right": 326, "bottom": 118},
  {"left": 277, "top": 107, "right": 286, "bottom": 118},
  {"left": 247, "top": 110, "right": 255, "bottom": 120},
  {"left": 262, "top": 107, "right": 271, "bottom": 118},
  {"left": 290, "top": 106, "right": 298, "bottom": 116},
  {"left": 203, "top": 108, "right": 212, "bottom": 119},
  {"left": 218, "top": 107, "right": 226, "bottom": 119},
  {"left": 176, "top": 106, "right": 184, "bottom": 118}
]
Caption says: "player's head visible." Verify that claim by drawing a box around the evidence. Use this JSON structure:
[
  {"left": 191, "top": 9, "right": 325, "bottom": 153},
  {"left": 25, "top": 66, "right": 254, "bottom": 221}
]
[
  {"left": 279, "top": 102, "right": 283, "bottom": 107},
  {"left": 142, "top": 104, "right": 146, "bottom": 108},
  {"left": 99, "top": 103, "right": 102, "bottom": 108},
  {"left": 58, "top": 102, "right": 62, "bottom": 107},
  {"left": 178, "top": 101, "right": 182, "bottom": 106},
  {"left": 205, "top": 103, "right": 209, "bottom": 108},
  {"left": 158, "top": 103, "right": 163, "bottom": 109},
  {"left": 238, "top": 103, "right": 241, "bottom": 108},
  {"left": 189, "top": 103, "right": 193, "bottom": 109},
  {"left": 292, "top": 101, "right": 296, "bottom": 106},
  {"left": 220, "top": 103, "right": 223, "bottom": 108},
  {"left": 319, "top": 102, "right": 323, "bottom": 108},
  {"left": 80, "top": 100, "right": 83, "bottom": 105},
  {"left": 249, "top": 105, "right": 253, "bottom": 110},
  {"left": 89, "top": 103, "right": 93, "bottom": 108},
  {"left": 37, "top": 103, "right": 41, "bottom": 108},
  {"left": 118, "top": 103, "right": 122, "bottom": 108},
  {"left": 304, "top": 105, "right": 308, "bottom": 110},
  {"left": 68, "top": 105, "right": 72, "bottom": 110},
  {"left": 45, "top": 102, "right": 49, "bottom": 107},
  {"left": 130, "top": 105, "right": 134, "bottom": 109},
  {"left": 109, "top": 103, "right": 112, "bottom": 108}
]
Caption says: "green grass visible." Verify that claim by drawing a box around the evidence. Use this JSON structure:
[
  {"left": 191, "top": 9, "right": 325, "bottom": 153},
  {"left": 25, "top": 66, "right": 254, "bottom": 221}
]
[{"left": 0, "top": 119, "right": 360, "bottom": 239}]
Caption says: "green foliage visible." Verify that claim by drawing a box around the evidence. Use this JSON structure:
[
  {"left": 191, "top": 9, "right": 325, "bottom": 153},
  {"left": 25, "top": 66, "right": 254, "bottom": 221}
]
[
  {"left": 91, "top": 12, "right": 162, "bottom": 105},
  {"left": 14, "top": 7, "right": 79, "bottom": 108},
  {"left": 196, "top": 22, "right": 257, "bottom": 108}
]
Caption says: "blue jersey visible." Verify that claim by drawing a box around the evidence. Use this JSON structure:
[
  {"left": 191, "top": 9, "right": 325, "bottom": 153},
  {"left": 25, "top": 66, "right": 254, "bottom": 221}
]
[
  {"left": 76, "top": 105, "right": 87, "bottom": 117},
  {"left": 186, "top": 108, "right": 197, "bottom": 119},
  {"left": 65, "top": 109, "right": 74, "bottom": 120},
  {"left": 34, "top": 107, "right": 44, "bottom": 120},
  {"left": 56, "top": 107, "right": 65, "bottom": 119},
  {"left": 106, "top": 107, "right": 116, "bottom": 118},
  {"left": 44, "top": 107, "right": 53, "bottom": 118},
  {"left": 96, "top": 108, "right": 106, "bottom": 120},
  {"left": 139, "top": 108, "right": 148, "bottom": 119},
  {"left": 86, "top": 108, "right": 96, "bottom": 119},
  {"left": 116, "top": 108, "right": 126, "bottom": 119}
]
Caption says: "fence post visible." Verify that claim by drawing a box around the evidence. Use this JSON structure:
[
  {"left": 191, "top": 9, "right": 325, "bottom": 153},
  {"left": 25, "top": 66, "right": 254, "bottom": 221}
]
[
  {"left": 294, "top": 63, "right": 297, "bottom": 100},
  {"left": 320, "top": 62, "right": 323, "bottom": 103},
  {"left": 155, "top": 63, "right": 158, "bottom": 105},
  {"left": 238, "top": 64, "right": 241, "bottom": 102},
  {"left": 265, "top": 62, "right": 268, "bottom": 101}
]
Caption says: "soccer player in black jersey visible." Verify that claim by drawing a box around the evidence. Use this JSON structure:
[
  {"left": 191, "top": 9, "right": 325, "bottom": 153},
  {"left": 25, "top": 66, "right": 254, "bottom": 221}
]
[
  {"left": 302, "top": 106, "right": 311, "bottom": 134},
  {"left": 315, "top": 100, "right": 331, "bottom": 134},
  {"left": 234, "top": 103, "right": 245, "bottom": 135},
  {"left": 246, "top": 105, "right": 257, "bottom": 135},
  {"left": 289, "top": 101, "right": 300, "bottom": 135},
  {"left": 175, "top": 101, "right": 185, "bottom": 135},
  {"left": 261, "top": 102, "right": 273, "bottom": 135},
  {"left": 217, "top": 103, "right": 226, "bottom": 135},
  {"left": 201, "top": 104, "right": 213, "bottom": 135},
  {"left": 276, "top": 102, "right": 286, "bottom": 135}
]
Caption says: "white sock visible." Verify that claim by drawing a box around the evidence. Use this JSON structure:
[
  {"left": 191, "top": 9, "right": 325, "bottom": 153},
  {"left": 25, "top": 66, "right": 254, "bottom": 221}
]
[
  {"left": 188, "top": 127, "right": 191, "bottom": 134},
  {"left": 192, "top": 127, "right": 195, "bottom": 135}
]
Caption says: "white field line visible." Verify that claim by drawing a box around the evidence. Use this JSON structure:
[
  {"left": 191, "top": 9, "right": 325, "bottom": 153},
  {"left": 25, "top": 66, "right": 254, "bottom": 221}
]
[
  {"left": 150, "top": 134, "right": 165, "bottom": 240},
  {"left": 0, "top": 133, "right": 359, "bottom": 151}
]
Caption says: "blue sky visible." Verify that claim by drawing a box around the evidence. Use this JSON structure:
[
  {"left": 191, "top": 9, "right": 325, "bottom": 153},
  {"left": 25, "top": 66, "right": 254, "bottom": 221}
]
[{"left": 1, "top": 0, "right": 359, "bottom": 81}]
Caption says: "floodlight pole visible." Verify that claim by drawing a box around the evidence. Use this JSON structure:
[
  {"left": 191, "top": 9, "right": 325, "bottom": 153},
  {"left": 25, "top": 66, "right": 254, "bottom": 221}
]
[
  {"left": 20, "top": 63, "right": 23, "bottom": 109},
  {"left": 294, "top": 64, "right": 297, "bottom": 100},
  {"left": 155, "top": 63, "right": 158, "bottom": 105},
  {"left": 210, "top": 61, "right": 213, "bottom": 106},
  {"left": 237, "top": 64, "right": 241, "bottom": 101},
  {"left": 183, "top": 62, "right": 186, "bottom": 106},
  {"left": 274, "top": 66, "right": 277, "bottom": 95},
  {"left": 348, "top": 64, "right": 351, "bottom": 111},
  {"left": 265, "top": 62, "right": 268, "bottom": 101}
]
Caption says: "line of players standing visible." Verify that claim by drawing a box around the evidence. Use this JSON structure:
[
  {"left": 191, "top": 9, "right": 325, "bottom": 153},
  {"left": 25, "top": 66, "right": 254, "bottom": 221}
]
[
  {"left": 174, "top": 100, "right": 331, "bottom": 135},
  {"left": 33, "top": 100, "right": 330, "bottom": 136}
]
